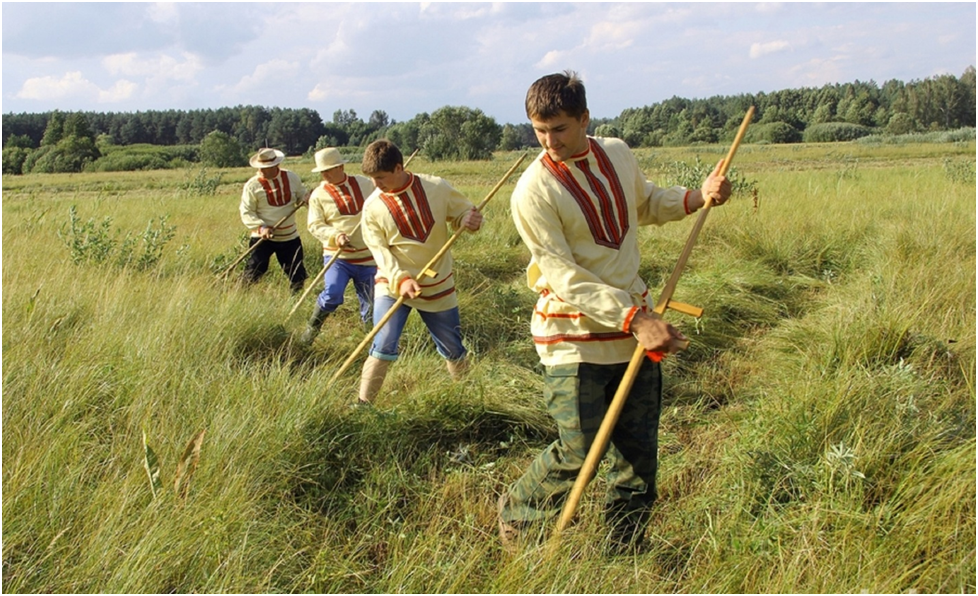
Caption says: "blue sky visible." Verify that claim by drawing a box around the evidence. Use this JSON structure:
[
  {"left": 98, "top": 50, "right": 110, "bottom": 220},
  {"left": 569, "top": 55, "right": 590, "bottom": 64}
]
[{"left": 2, "top": 2, "right": 975, "bottom": 125}]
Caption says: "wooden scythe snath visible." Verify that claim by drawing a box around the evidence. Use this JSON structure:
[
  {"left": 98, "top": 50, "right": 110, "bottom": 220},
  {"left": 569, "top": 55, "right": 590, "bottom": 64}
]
[
  {"left": 554, "top": 106, "right": 756, "bottom": 534},
  {"left": 327, "top": 152, "right": 527, "bottom": 387},
  {"left": 285, "top": 149, "right": 420, "bottom": 321}
]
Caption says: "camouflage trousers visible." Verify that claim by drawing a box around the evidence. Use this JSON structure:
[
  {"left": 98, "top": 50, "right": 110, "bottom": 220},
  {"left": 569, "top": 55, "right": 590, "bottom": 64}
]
[{"left": 500, "top": 359, "right": 662, "bottom": 529}]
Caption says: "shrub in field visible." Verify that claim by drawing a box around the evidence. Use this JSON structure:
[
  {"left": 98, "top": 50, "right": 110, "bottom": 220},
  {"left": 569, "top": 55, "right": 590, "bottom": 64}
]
[
  {"left": 183, "top": 168, "right": 224, "bottom": 197},
  {"left": 803, "top": 122, "right": 874, "bottom": 142},
  {"left": 58, "top": 206, "right": 176, "bottom": 270},
  {"left": 116, "top": 215, "right": 177, "bottom": 270},
  {"left": 942, "top": 157, "right": 976, "bottom": 183},
  {"left": 59, "top": 205, "right": 117, "bottom": 264},
  {"left": 663, "top": 155, "right": 759, "bottom": 197}
]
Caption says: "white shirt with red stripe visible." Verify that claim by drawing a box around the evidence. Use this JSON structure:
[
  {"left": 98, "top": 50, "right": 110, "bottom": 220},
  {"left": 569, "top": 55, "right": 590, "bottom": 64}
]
[
  {"left": 307, "top": 174, "right": 377, "bottom": 266},
  {"left": 361, "top": 172, "right": 475, "bottom": 313},
  {"left": 240, "top": 169, "right": 307, "bottom": 241},
  {"left": 510, "top": 136, "right": 695, "bottom": 366}
]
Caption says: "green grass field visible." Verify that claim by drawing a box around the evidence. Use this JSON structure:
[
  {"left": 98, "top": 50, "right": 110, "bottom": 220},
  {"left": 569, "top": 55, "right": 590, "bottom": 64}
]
[{"left": 3, "top": 140, "right": 975, "bottom": 593}]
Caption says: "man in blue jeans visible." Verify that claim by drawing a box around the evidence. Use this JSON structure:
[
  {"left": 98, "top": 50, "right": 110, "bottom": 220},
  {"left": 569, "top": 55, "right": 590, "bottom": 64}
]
[
  {"left": 300, "top": 147, "right": 377, "bottom": 345},
  {"left": 356, "top": 139, "right": 483, "bottom": 405}
]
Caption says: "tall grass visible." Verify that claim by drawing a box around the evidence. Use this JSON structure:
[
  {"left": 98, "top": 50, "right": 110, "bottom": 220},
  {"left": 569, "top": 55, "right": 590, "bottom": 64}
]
[{"left": 3, "top": 144, "right": 975, "bottom": 592}]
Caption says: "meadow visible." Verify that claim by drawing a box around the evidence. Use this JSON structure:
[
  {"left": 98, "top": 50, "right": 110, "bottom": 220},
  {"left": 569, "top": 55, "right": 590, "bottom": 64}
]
[{"left": 2, "top": 140, "right": 975, "bottom": 593}]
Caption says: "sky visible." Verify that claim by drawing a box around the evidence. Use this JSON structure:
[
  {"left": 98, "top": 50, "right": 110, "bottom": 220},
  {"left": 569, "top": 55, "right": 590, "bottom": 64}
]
[{"left": 2, "top": 2, "right": 975, "bottom": 125}]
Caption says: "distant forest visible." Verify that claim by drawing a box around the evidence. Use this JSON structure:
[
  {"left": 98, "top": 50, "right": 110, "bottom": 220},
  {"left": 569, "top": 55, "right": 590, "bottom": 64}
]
[{"left": 3, "top": 68, "right": 974, "bottom": 175}]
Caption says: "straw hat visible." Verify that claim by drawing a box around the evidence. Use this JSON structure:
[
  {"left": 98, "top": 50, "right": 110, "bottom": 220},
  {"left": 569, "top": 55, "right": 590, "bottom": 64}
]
[
  {"left": 312, "top": 147, "right": 347, "bottom": 173},
  {"left": 249, "top": 148, "right": 285, "bottom": 169}
]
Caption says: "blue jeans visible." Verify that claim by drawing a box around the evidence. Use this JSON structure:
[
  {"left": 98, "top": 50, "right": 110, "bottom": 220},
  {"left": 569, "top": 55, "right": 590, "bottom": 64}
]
[
  {"left": 317, "top": 257, "right": 376, "bottom": 323},
  {"left": 369, "top": 293, "right": 467, "bottom": 362}
]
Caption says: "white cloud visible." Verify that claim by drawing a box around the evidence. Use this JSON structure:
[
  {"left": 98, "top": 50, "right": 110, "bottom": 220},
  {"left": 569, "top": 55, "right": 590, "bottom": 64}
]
[
  {"left": 586, "top": 21, "right": 640, "bottom": 51},
  {"left": 536, "top": 50, "right": 568, "bottom": 69},
  {"left": 15, "top": 71, "right": 137, "bottom": 104},
  {"left": 786, "top": 57, "right": 845, "bottom": 86},
  {"left": 307, "top": 78, "right": 371, "bottom": 102},
  {"left": 230, "top": 59, "right": 300, "bottom": 94},
  {"left": 750, "top": 40, "right": 790, "bottom": 58},
  {"left": 16, "top": 71, "right": 99, "bottom": 100},
  {"left": 102, "top": 52, "right": 202, "bottom": 81},
  {"left": 98, "top": 80, "right": 138, "bottom": 103},
  {"left": 308, "top": 83, "right": 329, "bottom": 102}
]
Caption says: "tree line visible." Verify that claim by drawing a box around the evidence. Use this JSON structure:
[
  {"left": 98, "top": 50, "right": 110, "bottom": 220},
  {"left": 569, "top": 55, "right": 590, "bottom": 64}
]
[{"left": 3, "top": 68, "right": 974, "bottom": 175}]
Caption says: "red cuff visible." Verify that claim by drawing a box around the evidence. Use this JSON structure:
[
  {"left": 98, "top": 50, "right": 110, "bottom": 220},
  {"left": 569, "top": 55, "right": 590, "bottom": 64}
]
[
  {"left": 622, "top": 306, "right": 639, "bottom": 333},
  {"left": 396, "top": 275, "right": 414, "bottom": 292},
  {"left": 683, "top": 190, "right": 693, "bottom": 214}
]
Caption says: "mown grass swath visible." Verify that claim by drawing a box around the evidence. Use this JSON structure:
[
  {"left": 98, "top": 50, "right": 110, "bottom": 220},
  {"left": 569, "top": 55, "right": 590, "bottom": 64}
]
[{"left": 2, "top": 141, "right": 975, "bottom": 593}]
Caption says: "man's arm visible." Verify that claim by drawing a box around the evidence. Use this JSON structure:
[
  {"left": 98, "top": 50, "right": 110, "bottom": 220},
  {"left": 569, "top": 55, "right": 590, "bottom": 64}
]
[
  {"left": 442, "top": 179, "right": 482, "bottom": 232},
  {"left": 307, "top": 191, "right": 346, "bottom": 248},
  {"left": 239, "top": 182, "right": 267, "bottom": 235},
  {"left": 637, "top": 158, "right": 732, "bottom": 223}
]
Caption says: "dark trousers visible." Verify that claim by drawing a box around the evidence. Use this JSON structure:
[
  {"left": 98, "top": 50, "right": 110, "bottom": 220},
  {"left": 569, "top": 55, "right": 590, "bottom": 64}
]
[
  {"left": 501, "top": 359, "right": 662, "bottom": 531},
  {"left": 243, "top": 237, "right": 307, "bottom": 293}
]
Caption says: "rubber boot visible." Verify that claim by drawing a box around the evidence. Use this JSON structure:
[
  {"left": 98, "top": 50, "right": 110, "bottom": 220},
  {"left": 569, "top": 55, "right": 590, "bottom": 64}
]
[
  {"left": 446, "top": 357, "right": 469, "bottom": 381},
  {"left": 299, "top": 306, "right": 329, "bottom": 346},
  {"left": 358, "top": 356, "right": 391, "bottom": 405}
]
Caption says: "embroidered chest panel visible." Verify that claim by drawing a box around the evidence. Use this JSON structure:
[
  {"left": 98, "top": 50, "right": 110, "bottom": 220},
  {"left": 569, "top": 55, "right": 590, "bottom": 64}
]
[
  {"left": 258, "top": 175, "right": 293, "bottom": 207},
  {"left": 378, "top": 176, "right": 436, "bottom": 243},
  {"left": 325, "top": 177, "right": 366, "bottom": 215},
  {"left": 542, "top": 139, "right": 629, "bottom": 250}
]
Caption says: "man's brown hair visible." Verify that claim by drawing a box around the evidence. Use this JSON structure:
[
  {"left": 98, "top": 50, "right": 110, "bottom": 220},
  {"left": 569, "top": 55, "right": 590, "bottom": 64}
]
[
  {"left": 361, "top": 139, "right": 403, "bottom": 175},
  {"left": 525, "top": 70, "right": 587, "bottom": 120}
]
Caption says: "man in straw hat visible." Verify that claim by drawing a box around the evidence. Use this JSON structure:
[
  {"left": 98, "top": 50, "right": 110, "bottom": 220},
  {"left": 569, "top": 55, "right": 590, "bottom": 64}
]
[
  {"left": 355, "top": 139, "right": 483, "bottom": 406},
  {"left": 497, "top": 71, "right": 731, "bottom": 554},
  {"left": 299, "top": 147, "right": 378, "bottom": 345},
  {"left": 240, "top": 147, "right": 311, "bottom": 294}
]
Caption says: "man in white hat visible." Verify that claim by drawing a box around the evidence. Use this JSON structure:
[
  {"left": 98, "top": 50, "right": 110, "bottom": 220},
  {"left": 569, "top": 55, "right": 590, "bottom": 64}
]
[
  {"left": 299, "top": 147, "right": 378, "bottom": 345},
  {"left": 240, "top": 147, "right": 311, "bottom": 294}
]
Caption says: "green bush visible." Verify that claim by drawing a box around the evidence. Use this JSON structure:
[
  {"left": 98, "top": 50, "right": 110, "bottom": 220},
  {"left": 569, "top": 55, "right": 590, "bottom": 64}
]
[
  {"left": 87, "top": 153, "right": 170, "bottom": 172},
  {"left": 855, "top": 127, "right": 976, "bottom": 145},
  {"left": 25, "top": 135, "right": 101, "bottom": 173},
  {"left": 87, "top": 144, "right": 200, "bottom": 172},
  {"left": 803, "top": 122, "right": 874, "bottom": 143},
  {"left": 747, "top": 122, "right": 802, "bottom": 144},
  {"left": 200, "top": 131, "right": 247, "bottom": 168},
  {"left": 2, "top": 146, "right": 31, "bottom": 175}
]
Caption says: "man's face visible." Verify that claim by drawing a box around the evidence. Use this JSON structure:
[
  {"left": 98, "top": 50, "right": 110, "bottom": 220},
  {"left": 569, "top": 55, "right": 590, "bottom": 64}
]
[
  {"left": 322, "top": 165, "right": 346, "bottom": 185},
  {"left": 259, "top": 166, "right": 280, "bottom": 178},
  {"left": 369, "top": 165, "right": 409, "bottom": 193},
  {"left": 530, "top": 109, "right": 590, "bottom": 162}
]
